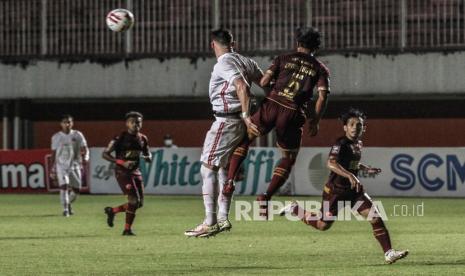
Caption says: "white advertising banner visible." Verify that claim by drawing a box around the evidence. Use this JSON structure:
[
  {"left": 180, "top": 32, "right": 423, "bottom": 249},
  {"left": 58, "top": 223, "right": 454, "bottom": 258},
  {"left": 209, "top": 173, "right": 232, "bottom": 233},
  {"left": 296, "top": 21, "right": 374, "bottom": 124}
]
[
  {"left": 90, "top": 147, "right": 465, "bottom": 197},
  {"left": 90, "top": 147, "right": 281, "bottom": 195},
  {"left": 294, "top": 147, "right": 465, "bottom": 197}
]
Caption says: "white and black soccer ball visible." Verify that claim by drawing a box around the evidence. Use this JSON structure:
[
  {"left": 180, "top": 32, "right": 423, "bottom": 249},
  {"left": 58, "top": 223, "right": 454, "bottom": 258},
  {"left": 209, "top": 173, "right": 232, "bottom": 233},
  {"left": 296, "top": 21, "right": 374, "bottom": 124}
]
[{"left": 106, "top": 9, "right": 134, "bottom": 32}]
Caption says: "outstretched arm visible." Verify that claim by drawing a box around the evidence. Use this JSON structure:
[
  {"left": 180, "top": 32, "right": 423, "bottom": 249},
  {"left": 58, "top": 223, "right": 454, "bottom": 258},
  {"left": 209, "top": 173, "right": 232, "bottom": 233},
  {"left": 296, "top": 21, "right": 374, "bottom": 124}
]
[{"left": 359, "top": 163, "right": 382, "bottom": 176}]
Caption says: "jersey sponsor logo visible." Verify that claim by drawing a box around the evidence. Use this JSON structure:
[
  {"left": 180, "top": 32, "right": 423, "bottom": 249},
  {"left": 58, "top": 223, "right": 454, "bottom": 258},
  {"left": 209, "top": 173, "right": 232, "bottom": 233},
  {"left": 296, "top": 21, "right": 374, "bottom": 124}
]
[{"left": 124, "top": 150, "right": 141, "bottom": 159}]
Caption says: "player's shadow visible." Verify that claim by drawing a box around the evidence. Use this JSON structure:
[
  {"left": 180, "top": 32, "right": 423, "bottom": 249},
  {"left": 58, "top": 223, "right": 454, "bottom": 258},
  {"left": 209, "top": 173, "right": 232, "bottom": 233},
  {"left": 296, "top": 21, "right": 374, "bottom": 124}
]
[
  {"left": 0, "top": 235, "right": 99, "bottom": 241},
  {"left": 364, "top": 259, "right": 465, "bottom": 266},
  {"left": 159, "top": 266, "right": 289, "bottom": 273},
  {"left": 0, "top": 214, "right": 58, "bottom": 218},
  {"left": 410, "top": 260, "right": 465, "bottom": 266}
]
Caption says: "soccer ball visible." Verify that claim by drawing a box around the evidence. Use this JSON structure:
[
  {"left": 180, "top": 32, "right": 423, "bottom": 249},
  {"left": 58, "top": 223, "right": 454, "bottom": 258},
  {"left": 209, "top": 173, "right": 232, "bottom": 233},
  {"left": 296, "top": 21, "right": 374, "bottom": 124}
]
[{"left": 106, "top": 9, "right": 134, "bottom": 32}]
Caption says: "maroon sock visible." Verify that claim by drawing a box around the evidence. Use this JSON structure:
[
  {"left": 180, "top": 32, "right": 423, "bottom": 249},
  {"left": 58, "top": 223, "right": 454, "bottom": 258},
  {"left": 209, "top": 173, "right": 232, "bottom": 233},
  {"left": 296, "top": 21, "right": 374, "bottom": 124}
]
[
  {"left": 265, "top": 157, "right": 294, "bottom": 198},
  {"left": 227, "top": 138, "right": 251, "bottom": 181},
  {"left": 125, "top": 204, "right": 137, "bottom": 230},
  {"left": 112, "top": 203, "right": 128, "bottom": 214},
  {"left": 372, "top": 219, "right": 392, "bottom": 253}
]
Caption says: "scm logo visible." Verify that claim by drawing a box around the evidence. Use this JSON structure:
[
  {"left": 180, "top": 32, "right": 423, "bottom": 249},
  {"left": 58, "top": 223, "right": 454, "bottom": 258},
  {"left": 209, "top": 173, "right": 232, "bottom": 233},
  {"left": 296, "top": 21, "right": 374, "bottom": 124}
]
[
  {"left": 391, "top": 154, "right": 465, "bottom": 191},
  {"left": 0, "top": 163, "right": 45, "bottom": 189}
]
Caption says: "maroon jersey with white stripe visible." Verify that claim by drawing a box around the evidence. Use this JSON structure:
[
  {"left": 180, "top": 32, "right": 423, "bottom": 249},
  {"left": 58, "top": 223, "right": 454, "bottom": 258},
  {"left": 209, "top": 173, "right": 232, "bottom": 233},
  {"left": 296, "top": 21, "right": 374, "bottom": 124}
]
[{"left": 266, "top": 52, "right": 330, "bottom": 110}]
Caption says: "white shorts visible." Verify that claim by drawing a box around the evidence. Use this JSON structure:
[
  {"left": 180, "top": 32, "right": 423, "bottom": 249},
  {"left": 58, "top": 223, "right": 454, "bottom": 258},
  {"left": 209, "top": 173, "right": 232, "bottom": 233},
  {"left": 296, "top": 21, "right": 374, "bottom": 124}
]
[
  {"left": 200, "top": 116, "right": 245, "bottom": 168},
  {"left": 57, "top": 166, "right": 82, "bottom": 188}
]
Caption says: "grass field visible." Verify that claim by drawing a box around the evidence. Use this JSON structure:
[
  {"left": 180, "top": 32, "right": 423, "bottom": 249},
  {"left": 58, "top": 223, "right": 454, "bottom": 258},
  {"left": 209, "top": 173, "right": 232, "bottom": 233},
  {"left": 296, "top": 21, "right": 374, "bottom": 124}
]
[{"left": 1, "top": 194, "right": 464, "bottom": 275}]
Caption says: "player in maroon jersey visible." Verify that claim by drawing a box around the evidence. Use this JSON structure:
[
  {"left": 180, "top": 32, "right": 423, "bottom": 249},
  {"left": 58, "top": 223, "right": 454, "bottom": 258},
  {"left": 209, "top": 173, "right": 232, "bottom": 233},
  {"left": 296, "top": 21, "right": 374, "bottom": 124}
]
[
  {"left": 224, "top": 27, "right": 330, "bottom": 215},
  {"left": 102, "top": 111, "right": 152, "bottom": 236},
  {"left": 280, "top": 108, "right": 409, "bottom": 264}
]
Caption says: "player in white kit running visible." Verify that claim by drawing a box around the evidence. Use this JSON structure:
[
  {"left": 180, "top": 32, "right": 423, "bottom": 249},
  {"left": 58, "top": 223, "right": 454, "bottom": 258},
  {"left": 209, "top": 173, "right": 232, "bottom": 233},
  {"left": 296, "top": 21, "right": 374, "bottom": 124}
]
[
  {"left": 184, "top": 28, "right": 263, "bottom": 238},
  {"left": 51, "top": 114, "right": 89, "bottom": 217}
]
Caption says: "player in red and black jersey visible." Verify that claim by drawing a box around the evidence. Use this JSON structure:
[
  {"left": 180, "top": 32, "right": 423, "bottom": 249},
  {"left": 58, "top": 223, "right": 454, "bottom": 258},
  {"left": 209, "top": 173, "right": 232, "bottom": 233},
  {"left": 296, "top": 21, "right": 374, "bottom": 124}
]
[
  {"left": 102, "top": 111, "right": 152, "bottom": 236},
  {"left": 280, "top": 108, "right": 409, "bottom": 264},
  {"left": 225, "top": 27, "right": 330, "bottom": 214}
]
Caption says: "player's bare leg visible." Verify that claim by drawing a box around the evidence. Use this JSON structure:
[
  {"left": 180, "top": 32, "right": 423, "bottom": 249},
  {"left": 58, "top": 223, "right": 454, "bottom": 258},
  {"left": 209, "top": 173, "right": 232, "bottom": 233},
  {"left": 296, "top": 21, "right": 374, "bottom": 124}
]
[
  {"left": 184, "top": 163, "right": 219, "bottom": 238},
  {"left": 59, "top": 184, "right": 70, "bottom": 217},
  {"left": 358, "top": 207, "right": 409, "bottom": 264}
]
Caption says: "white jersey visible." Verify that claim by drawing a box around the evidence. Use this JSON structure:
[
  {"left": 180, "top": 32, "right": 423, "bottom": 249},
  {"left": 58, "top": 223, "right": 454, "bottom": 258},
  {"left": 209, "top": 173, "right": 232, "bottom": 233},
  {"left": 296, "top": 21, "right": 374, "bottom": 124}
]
[
  {"left": 209, "top": 52, "right": 263, "bottom": 113},
  {"left": 51, "top": 130, "right": 88, "bottom": 170}
]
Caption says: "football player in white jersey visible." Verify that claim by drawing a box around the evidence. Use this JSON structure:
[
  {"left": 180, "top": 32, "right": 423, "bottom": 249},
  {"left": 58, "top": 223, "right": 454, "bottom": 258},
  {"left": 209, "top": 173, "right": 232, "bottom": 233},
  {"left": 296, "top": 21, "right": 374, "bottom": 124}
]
[
  {"left": 50, "top": 114, "right": 89, "bottom": 217},
  {"left": 184, "top": 28, "right": 263, "bottom": 238}
]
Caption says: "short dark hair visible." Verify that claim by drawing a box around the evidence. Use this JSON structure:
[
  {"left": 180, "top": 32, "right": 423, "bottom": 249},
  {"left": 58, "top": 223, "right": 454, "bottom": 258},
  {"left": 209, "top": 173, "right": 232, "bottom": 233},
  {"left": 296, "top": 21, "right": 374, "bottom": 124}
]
[
  {"left": 61, "top": 114, "right": 73, "bottom": 121},
  {"left": 125, "top": 111, "right": 143, "bottom": 120},
  {"left": 295, "top": 27, "right": 321, "bottom": 50},
  {"left": 340, "top": 108, "right": 366, "bottom": 125},
  {"left": 210, "top": 28, "right": 234, "bottom": 46}
]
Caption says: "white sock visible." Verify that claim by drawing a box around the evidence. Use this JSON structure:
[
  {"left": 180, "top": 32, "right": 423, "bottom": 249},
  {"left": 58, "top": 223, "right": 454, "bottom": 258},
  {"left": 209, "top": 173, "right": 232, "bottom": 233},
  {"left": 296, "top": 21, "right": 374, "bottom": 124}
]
[
  {"left": 201, "top": 165, "right": 218, "bottom": 226},
  {"left": 60, "top": 189, "right": 69, "bottom": 211},
  {"left": 69, "top": 190, "right": 77, "bottom": 203},
  {"left": 217, "top": 167, "right": 232, "bottom": 221}
]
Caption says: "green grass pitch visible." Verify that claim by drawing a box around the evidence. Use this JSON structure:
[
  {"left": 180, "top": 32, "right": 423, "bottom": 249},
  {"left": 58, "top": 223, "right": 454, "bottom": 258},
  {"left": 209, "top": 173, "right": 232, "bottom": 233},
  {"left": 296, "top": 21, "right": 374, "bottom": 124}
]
[{"left": 1, "top": 194, "right": 464, "bottom": 275}]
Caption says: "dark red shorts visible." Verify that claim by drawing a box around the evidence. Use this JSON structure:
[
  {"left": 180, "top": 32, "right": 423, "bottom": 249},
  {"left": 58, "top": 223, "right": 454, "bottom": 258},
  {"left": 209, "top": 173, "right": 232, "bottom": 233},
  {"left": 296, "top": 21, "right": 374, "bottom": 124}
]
[
  {"left": 251, "top": 98, "right": 306, "bottom": 150},
  {"left": 115, "top": 169, "right": 144, "bottom": 206},
  {"left": 320, "top": 183, "right": 373, "bottom": 222}
]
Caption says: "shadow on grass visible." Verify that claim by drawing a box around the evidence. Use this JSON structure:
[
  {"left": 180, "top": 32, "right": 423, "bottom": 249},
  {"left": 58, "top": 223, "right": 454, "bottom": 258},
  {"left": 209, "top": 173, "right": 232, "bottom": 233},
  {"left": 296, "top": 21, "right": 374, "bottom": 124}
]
[
  {"left": 0, "top": 214, "right": 58, "bottom": 218},
  {"left": 0, "top": 235, "right": 99, "bottom": 241},
  {"left": 153, "top": 265, "right": 292, "bottom": 273},
  {"left": 364, "top": 259, "right": 465, "bottom": 267}
]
